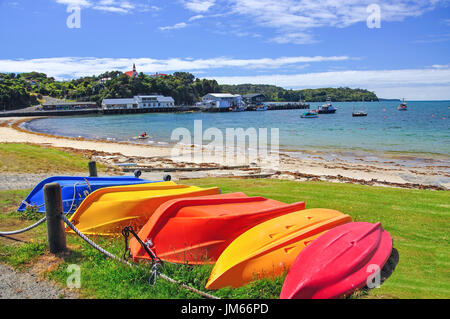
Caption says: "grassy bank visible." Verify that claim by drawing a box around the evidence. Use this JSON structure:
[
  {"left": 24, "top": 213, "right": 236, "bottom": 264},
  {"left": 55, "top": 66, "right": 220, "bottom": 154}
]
[
  {"left": 0, "top": 143, "right": 106, "bottom": 174},
  {"left": 0, "top": 178, "right": 448, "bottom": 299}
]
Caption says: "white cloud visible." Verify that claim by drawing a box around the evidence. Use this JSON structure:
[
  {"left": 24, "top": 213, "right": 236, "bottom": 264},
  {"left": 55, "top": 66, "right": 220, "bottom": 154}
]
[
  {"left": 270, "top": 32, "right": 317, "bottom": 45},
  {"left": 209, "top": 68, "right": 450, "bottom": 99},
  {"left": 159, "top": 22, "right": 188, "bottom": 31},
  {"left": 431, "top": 64, "right": 450, "bottom": 69},
  {"left": 0, "top": 56, "right": 349, "bottom": 78},
  {"left": 225, "top": 0, "right": 444, "bottom": 44},
  {"left": 55, "top": 0, "right": 92, "bottom": 7},
  {"left": 54, "top": 0, "right": 151, "bottom": 13},
  {"left": 183, "top": 0, "right": 216, "bottom": 13},
  {"left": 188, "top": 14, "right": 205, "bottom": 21},
  {"left": 92, "top": 5, "right": 128, "bottom": 13}
]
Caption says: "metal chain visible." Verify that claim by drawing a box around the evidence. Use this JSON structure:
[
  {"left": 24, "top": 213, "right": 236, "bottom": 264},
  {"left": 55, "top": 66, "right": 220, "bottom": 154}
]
[
  {"left": 62, "top": 214, "right": 219, "bottom": 299},
  {"left": 61, "top": 214, "right": 133, "bottom": 267}
]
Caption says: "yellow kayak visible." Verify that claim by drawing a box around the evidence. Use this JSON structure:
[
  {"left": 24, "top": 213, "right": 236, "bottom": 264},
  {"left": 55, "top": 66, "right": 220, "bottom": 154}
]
[
  {"left": 67, "top": 181, "right": 220, "bottom": 236},
  {"left": 205, "top": 208, "right": 352, "bottom": 290}
]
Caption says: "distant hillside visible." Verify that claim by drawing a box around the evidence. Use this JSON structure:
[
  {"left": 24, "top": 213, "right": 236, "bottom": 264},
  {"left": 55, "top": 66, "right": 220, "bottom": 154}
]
[
  {"left": 1, "top": 71, "right": 378, "bottom": 111},
  {"left": 219, "top": 84, "right": 379, "bottom": 102}
]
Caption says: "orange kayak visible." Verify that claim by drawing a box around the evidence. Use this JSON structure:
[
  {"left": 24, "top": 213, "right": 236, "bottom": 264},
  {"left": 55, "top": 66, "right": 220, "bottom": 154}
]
[
  {"left": 205, "top": 209, "right": 352, "bottom": 289},
  {"left": 129, "top": 193, "right": 306, "bottom": 264},
  {"left": 67, "top": 181, "right": 220, "bottom": 236}
]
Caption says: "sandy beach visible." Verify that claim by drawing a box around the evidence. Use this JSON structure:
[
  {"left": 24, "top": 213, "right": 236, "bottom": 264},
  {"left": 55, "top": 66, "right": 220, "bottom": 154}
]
[{"left": 1, "top": 116, "right": 448, "bottom": 190}]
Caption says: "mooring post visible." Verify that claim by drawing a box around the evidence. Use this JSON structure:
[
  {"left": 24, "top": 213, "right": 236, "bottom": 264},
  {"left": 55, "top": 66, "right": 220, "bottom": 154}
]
[
  {"left": 43, "top": 183, "right": 67, "bottom": 254},
  {"left": 88, "top": 160, "right": 97, "bottom": 177}
]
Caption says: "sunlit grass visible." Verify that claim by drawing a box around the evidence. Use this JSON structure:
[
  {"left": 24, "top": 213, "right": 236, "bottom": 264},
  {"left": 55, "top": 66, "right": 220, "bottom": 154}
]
[{"left": 0, "top": 178, "right": 448, "bottom": 299}]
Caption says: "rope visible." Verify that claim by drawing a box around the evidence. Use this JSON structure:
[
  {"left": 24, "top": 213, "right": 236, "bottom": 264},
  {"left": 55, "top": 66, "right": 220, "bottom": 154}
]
[
  {"left": 61, "top": 214, "right": 133, "bottom": 267},
  {"left": 61, "top": 214, "right": 219, "bottom": 299},
  {"left": 0, "top": 217, "right": 47, "bottom": 236},
  {"left": 67, "top": 180, "right": 92, "bottom": 214}
]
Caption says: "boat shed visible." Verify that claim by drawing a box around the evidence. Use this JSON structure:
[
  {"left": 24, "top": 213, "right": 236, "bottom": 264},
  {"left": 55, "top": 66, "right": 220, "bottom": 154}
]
[
  {"left": 201, "top": 93, "right": 243, "bottom": 109},
  {"left": 102, "top": 98, "right": 138, "bottom": 110}
]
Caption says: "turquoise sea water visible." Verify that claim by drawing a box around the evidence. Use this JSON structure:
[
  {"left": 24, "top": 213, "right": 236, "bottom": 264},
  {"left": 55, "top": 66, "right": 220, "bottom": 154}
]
[{"left": 25, "top": 101, "right": 450, "bottom": 157}]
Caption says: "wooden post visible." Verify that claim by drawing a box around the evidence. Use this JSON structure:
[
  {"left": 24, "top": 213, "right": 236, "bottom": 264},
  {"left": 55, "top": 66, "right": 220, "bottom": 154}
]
[
  {"left": 88, "top": 160, "right": 97, "bottom": 177},
  {"left": 44, "top": 183, "right": 67, "bottom": 254}
]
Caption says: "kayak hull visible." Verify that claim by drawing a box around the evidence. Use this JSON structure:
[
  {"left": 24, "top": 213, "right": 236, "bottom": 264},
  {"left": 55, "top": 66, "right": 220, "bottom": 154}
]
[
  {"left": 66, "top": 182, "right": 220, "bottom": 236},
  {"left": 206, "top": 209, "right": 352, "bottom": 289},
  {"left": 280, "top": 222, "right": 393, "bottom": 299},
  {"left": 17, "top": 176, "right": 156, "bottom": 214},
  {"left": 130, "top": 193, "right": 306, "bottom": 265}
]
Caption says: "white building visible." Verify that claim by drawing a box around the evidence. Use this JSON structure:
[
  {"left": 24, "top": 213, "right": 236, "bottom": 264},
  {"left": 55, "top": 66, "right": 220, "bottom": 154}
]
[
  {"left": 201, "top": 93, "right": 244, "bottom": 109},
  {"left": 102, "top": 95, "right": 175, "bottom": 110}
]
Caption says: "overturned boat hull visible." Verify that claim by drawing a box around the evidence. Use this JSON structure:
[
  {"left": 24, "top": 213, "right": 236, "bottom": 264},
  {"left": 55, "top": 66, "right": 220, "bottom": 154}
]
[
  {"left": 18, "top": 176, "right": 155, "bottom": 214},
  {"left": 130, "top": 193, "right": 306, "bottom": 265},
  {"left": 66, "top": 182, "right": 220, "bottom": 235},
  {"left": 280, "top": 222, "right": 393, "bottom": 299},
  {"left": 206, "top": 209, "right": 352, "bottom": 290}
]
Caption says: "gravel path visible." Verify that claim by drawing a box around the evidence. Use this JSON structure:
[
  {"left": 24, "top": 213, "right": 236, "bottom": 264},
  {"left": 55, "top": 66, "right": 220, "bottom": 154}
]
[{"left": 0, "top": 264, "right": 78, "bottom": 299}]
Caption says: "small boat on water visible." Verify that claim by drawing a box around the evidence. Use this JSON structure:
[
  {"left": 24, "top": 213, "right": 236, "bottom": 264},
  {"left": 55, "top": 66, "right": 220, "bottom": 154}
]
[
  {"left": 18, "top": 176, "right": 156, "bottom": 214},
  {"left": 317, "top": 98, "right": 337, "bottom": 114},
  {"left": 300, "top": 111, "right": 318, "bottom": 118},
  {"left": 352, "top": 98, "right": 368, "bottom": 117},
  {"left": 352, "top": 111, "right": 367, "bottom": 117},
  {"left": 134, "top": 132, "right": 150, "bottom": 140},
  {"left": 397, "top": 98, "right": 407, "bottom": 111},
  {"left": 256, "top": 106, "right": 268, "bottom": 111}
]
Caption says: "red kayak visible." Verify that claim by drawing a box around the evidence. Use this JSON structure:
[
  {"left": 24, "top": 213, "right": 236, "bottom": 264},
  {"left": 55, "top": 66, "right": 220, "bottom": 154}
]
[
  {"left": 129, "top": 192, "right": 306, "bottom": 264},
  {"left": 280, "top": 222, "right": 393, "bottom": 299}
]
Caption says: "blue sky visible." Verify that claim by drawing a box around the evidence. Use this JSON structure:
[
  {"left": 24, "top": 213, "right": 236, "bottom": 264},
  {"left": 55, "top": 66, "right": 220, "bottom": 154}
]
[{"left": 0, "top": 0, "right": 449, "bottom": 99}]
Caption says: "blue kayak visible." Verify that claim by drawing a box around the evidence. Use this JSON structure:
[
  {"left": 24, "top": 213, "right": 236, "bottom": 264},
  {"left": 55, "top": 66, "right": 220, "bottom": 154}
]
[{"left": 18, "top": 176, "right": 158, "bottom": 214}]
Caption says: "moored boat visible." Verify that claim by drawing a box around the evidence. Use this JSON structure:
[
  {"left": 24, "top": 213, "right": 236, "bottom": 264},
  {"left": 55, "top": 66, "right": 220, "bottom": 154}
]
[
  {"left": 18, "top": 175, "right": 156, "bottom": 214},
  {"left": 352, "top": 98, "right": 368, "bottom": 117},
  {"left": 66, "top": 182, "right": 220, "bottom": 235},
  {"left": 129, "top": 193, "right": 306, "bottom": 264},
  {"left": 205, "top": 209, "right": 352, "bottom": 289},
  {"left": 397, "top": 98, "right": 407, "bottom": 111},
  {"left": 352, "top": 111, "right": 367, "bottom": 117},
  {"left": 280, "top": 222, "right": 393, "bottom": 299},
  {"left": 317, "top": 98, "right": 337, "bottom": 114},
  {"left": 300, "top": 110, "right": 318, "bottom": 118}
]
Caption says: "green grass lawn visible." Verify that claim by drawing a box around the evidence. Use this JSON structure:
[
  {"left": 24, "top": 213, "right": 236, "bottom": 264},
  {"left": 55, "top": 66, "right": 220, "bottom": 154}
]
[
  {"left": 0, "top": 143, "right": 106, "bottom": 174},
  {"left": 0, "top": 178, "right": 448, "bottom": 299}
]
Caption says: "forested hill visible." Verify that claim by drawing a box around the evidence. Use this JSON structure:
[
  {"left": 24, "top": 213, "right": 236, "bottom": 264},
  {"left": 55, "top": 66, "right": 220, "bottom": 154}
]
[
  {"left": 0, "top": 71, "right": 377, "bottom": 111},
  {"left": 219, "top": 84, "right": 379, "bottom": 102},
  {"left": 0, "top": 71, "right": 221, "bottom": 111}
]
